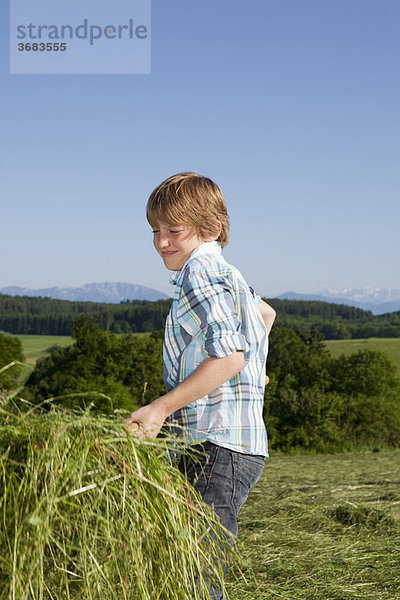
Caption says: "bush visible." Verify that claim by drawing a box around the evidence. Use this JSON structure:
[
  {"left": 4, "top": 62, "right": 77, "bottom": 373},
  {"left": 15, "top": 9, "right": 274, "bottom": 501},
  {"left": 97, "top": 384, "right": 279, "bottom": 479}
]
[
  {"left": 23, "top": 316, "right": 165, "bottom": 413},
  {"left": 327, "top": 349, "right": 398, "bottom": 397},
  {"left": 265, "top": 329, "right": 400, "bottom": 451}
]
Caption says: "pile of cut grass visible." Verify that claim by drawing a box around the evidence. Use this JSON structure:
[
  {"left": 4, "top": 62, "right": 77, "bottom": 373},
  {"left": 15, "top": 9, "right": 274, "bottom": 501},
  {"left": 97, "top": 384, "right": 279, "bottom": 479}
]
[{"left": 0, "top": 395, "right": 229, "bottom": 600}]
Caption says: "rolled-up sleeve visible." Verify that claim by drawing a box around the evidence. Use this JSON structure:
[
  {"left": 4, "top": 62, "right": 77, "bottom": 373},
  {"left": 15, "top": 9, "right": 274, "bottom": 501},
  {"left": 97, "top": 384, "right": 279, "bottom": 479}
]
[{"left": 176, "top": 269, "right": 249, "bottom": 358}]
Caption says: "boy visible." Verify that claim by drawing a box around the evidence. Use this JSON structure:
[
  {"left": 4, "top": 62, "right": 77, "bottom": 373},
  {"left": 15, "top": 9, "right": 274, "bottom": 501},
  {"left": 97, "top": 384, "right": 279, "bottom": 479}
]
[{"left": 123, "top": 172, "right": 276, "bottom": 597}]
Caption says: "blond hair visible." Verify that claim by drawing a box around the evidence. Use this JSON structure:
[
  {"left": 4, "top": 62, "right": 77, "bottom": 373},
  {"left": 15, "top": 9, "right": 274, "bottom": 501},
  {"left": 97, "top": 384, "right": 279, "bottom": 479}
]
[{"left": 146, "top": 172, "right": 229, "bottom": 247}]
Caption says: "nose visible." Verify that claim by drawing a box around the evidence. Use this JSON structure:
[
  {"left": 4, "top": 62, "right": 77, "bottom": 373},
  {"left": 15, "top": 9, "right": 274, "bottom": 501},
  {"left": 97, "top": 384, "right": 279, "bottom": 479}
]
[{"left": 154, "top": 232, "right": 170, "bottom": 249}]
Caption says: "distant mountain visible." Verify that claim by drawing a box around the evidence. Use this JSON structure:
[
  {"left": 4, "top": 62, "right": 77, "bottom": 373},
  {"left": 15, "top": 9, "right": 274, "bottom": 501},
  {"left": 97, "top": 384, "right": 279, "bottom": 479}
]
[
  {"left": 2, "top": 283, "right": 398, "bottom": 314},
  {"left": 319, "top": 287, "right": 400, "bottom": 304},
  {"left": 278, "top": 288, "right": 400, "bottom": 315},
  {"left": 0, "top": 282, "right": 170, "bottom": 303}
]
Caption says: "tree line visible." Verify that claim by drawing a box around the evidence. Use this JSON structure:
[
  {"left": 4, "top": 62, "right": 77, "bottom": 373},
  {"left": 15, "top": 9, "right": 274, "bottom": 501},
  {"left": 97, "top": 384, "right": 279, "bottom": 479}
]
[
  {"left": 1, "top": 293, "right": 399, "bottom": 339},
  {"left": 267, "top": 299, "right": 400, "bottom": 339},
  {"left": 0, "top": 295, "right": 171, "bottom": 335}
]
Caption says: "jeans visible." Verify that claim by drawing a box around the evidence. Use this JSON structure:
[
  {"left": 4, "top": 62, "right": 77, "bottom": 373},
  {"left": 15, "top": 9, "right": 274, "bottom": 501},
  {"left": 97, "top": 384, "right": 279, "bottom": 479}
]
[{"left": 178, "top": 442, "right": 265, "bottom": 600}]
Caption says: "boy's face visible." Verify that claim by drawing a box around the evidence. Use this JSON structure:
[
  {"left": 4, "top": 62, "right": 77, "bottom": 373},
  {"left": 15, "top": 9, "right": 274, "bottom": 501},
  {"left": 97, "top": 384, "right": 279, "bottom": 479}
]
[{"left": 152, "top": 222, "right": 204, "bottom": 271}]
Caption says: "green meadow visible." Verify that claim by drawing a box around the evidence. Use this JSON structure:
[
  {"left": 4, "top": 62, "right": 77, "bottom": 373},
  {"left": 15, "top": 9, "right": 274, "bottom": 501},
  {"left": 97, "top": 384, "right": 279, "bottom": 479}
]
[
  {"left": 229, "top": 337, "right": 400, "bottom": 599},
  {"left": 16, "top": 334, "right": 74, "bottom": 366},
  {"left": 16, "top": 334, "right": 400, "bottom": 370},
  {"left": 4, "top": 334, "right": 400, "bottom": 598},
  {"left": 325, "top": 338, "right": 400, "bottom": 377},
  {"left": 13, "top": 334, "right": 74, "bottom": 385},
  {"left": 229, "top": 450, "right": 400, "bottom": 600}
]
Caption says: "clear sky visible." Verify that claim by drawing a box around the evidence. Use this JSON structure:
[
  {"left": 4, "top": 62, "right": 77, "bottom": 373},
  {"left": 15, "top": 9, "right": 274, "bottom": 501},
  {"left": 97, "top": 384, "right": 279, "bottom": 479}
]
[{"left": 1, "top": 0, "right": 399, "bottom": 297}]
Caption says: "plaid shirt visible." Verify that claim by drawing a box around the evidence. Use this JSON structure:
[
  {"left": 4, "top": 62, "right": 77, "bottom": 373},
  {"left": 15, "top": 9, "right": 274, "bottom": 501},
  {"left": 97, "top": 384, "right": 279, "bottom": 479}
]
[{"left": 164, "top": 241, "right": 269, "bottom": 457}]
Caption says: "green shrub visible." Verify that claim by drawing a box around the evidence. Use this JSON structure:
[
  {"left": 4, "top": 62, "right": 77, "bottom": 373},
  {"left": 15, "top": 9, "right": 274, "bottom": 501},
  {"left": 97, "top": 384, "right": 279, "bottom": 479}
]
[{"left": 23, "top": 316, "right": 165, "bottom": 413}]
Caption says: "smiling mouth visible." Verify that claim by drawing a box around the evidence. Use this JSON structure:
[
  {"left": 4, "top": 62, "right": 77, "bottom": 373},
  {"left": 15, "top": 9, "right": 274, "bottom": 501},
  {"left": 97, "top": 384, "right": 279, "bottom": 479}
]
[{"left": 161, "top": 251, "right": 178, "bottom": 257}]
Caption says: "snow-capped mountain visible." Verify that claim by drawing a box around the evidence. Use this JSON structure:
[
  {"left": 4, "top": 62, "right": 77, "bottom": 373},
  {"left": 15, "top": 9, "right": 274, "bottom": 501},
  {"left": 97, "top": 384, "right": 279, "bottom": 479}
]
[
  {"left": 0, "top": 282, "right": 170, "bottom": 303},
  {"left": 278, "top": 288, "right": 400, "bottom": 315},
  {"left": 319, "top": 287, "right": 400, "bottom": 304}
]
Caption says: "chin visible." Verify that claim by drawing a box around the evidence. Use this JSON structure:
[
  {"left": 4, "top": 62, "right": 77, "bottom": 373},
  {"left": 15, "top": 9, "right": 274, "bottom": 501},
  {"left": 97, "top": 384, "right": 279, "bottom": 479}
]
[{"left": 163, "top": 259, "right": 182, "bottom": 271}]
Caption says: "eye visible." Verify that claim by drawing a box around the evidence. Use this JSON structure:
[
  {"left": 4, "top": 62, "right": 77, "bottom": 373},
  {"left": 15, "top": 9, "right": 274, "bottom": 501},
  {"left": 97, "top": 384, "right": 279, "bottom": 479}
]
[{"left": 152, "top": 230, "right": 160, "bottom": 234}]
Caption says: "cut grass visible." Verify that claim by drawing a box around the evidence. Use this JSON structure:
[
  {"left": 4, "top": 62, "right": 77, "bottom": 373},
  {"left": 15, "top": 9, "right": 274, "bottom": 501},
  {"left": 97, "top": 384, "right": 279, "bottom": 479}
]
[
  {"left": 0, "top": 396, "right": 230, "bottom": 600},
  {"left": 228, "top": 450, "right": 400, "bottom": 599},
  {"left": 325, "top": 338, "right": 400, "bottom": 377}
]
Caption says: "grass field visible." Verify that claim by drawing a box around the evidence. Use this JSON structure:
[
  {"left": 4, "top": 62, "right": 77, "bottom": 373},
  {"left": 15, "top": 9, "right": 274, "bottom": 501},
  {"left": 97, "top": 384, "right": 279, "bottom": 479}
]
[
  {"left": 325, "top": 338, "right": 400, "bottom": 377},
  {"left": 228, "top": 450, "right": 400, "bottom": 600},
  {"left": 15, "top": 335, "right": 400, "bottom": 367},
  {"left": 7, "top": 335, "right": 400, "bottom": 598},
  {"left": 12, "top": 334, "right": 73, "bottom": 385},
  {"left": 16, "top": 334, "right": 74, "bottom": 366}
]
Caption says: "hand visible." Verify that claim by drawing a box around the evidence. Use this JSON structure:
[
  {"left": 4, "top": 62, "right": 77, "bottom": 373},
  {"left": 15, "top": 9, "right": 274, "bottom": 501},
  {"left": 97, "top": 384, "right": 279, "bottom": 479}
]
[
  {"left": 122, "top": 401, "right": 167, "bottom": 439},
  {"left": 122, "top": 353, "right": 245, "bottom": 440}
]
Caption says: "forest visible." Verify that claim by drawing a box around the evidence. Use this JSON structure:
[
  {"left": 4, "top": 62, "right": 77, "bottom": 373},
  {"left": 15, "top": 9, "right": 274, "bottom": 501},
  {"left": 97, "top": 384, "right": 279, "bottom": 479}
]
[{"left": 1, "top": 293, "right": 399, "bottom": 339}]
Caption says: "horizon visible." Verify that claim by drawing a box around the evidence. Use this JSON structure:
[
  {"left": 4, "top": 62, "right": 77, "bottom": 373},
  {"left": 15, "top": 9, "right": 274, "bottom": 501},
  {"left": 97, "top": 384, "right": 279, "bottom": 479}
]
[
  {"left": 1, "top": 276, "right": 399, "bottom": 301},
  {"left": 1, "top": 1, "right": 399, "bottom": 296},
  {"left": 1, "top": 277, "right": 400, "bottom": 300},
  {"left": 1, "top": 280, "right": 400, "bottom": 305}
]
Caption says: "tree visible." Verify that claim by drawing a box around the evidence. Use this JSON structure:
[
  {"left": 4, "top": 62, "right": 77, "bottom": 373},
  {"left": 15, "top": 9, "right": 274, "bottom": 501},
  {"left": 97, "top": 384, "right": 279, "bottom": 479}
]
[
  {"left": 0, "top": 334, "right": 24, "bottom": 390},
  {"left": 23, "top": 316, "right": 165, "bottom": 414},
  {"left": 264, "top": 328, "right": 400, "bottom": 451},
  {"left": 327, "top": 349, "right": 398, "bottom": 397}
]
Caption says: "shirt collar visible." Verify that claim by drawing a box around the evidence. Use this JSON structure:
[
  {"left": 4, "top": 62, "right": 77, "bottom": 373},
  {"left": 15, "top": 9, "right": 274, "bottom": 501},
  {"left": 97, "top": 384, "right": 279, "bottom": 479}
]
[{"left": 169, "top": 241, "right": 222, "bottom": 286}]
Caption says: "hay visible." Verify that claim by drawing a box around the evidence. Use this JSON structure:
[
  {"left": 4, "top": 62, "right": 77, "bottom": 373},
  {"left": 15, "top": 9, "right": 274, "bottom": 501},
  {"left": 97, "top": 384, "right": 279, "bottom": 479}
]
[{"left": 0, "top": 395, "right": 229, "bottom": 600}]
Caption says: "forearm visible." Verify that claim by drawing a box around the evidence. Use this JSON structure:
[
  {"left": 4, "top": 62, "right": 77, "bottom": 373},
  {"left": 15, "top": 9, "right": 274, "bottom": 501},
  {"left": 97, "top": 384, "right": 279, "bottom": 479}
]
[
  {"left": 123, "top": 351, "right": 245, "bottom": 437},
  {"left": 259, "top": 300, "right": 276, "bottom": 335},
  {"left": 155, "top": 351, "right": 245, "bottom": 418}
]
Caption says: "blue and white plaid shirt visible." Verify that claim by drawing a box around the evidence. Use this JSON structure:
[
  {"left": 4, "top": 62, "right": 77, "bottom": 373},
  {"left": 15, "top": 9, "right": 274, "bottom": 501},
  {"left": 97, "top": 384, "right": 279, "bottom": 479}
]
[{"left": 163, "top": 241, "right": 269, "bottom": 457}]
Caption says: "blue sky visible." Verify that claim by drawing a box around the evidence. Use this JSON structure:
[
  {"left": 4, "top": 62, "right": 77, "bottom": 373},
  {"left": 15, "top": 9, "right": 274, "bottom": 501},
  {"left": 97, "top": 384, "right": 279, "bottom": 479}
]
[{"left": 1, "top": 0, "right": 399, "bottom": 297}]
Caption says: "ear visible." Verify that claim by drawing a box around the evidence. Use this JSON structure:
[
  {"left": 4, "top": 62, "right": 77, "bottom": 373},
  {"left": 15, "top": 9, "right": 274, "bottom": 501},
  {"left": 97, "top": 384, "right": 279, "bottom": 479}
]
[
  {"left": 209, "top": 221, "right": 222, "bottom": 241},
  {"left": 203, "top": 221, "right": 222, "bottom": 243}
]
